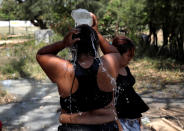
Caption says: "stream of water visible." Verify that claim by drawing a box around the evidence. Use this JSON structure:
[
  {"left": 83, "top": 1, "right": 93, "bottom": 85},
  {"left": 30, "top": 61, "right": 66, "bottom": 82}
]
[{"left": 68, "top": 30, "right": 119, "bottom": 120}]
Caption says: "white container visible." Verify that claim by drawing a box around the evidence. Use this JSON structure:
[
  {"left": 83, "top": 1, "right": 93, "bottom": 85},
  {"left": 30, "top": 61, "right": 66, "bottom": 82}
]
[{"left": 71, "top": 9, "right": 93, "bottom": 27}]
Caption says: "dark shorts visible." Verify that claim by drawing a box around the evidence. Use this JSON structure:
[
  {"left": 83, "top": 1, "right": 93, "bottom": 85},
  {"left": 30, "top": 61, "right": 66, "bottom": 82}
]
[{"left": 58, "top": 121, "right": 118, "bottom": 131}]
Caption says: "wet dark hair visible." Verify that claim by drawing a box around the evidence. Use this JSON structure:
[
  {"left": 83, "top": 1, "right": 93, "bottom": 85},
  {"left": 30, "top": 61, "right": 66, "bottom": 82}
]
[
  {"left": 112, "top": 36, "right": 135, "bottom": 57},
  {"left": 72, "top": 24, "right": 99, "bottom": 58}
]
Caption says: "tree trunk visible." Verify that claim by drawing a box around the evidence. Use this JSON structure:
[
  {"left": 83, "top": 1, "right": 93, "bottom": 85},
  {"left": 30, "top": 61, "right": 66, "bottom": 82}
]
[
  {"left": 157, "top": 27, "right": 169, "bottom": 56},
  {"left": 153, "top": 32, "right": 158, "bottom": 48},
  {"left": 177, "top": 32, "right": 184, "bottom": 60}
]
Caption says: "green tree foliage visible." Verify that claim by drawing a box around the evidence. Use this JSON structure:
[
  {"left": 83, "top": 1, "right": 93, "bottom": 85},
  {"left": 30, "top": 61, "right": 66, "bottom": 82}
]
[
  {"left": 1, "top": 0, "right": 183, "bottom": 60},
  {"left": 16, "top": 0, "right": 52, "bottom": 29},
  {"left": 97, "top": 0, "right": 146, "bottom": 40},
  {"left": 0, "top": 0, "right": 20, "bottom": 20},
  {"left": 0, "top": 0, "right": 109, "bottom": 34},
  {"left": 143, "top": 0, "right": 184, "bottom": 60},
  {"left": 14, "top": 0, "right": 108, "bottom": 34},
  {"left": 50, "top": 0, "right": 109, "bottom": 35}
]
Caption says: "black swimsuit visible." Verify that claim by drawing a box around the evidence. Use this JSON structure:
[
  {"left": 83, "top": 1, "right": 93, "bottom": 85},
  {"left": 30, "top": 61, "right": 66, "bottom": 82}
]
[
  {"left": 60, "top": 58, "right": 113, "bottom": 113},
  {"left": 115, "top": 66, "right": 149, "bottom": 119}
]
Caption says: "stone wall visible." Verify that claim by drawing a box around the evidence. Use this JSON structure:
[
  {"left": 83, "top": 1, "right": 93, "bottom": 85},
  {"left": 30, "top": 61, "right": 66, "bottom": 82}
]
[{"left": 34, "top": 29, "right": 54, "bottom": 44}]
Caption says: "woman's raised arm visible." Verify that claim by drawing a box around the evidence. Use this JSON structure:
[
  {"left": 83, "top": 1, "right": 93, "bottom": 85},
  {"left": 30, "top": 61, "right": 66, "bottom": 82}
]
[
  {"left": 36, "top": 29, "right": 80, "bottom": 83},
  {"left": 91, "top": 13, "right": 118, "bottom": 55}
]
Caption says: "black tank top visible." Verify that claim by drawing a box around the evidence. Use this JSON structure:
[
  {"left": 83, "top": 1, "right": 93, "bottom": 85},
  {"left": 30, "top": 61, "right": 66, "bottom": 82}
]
[
  {"left": 60, "top": 58, "right": 113, "bottom": 113},
  {"left": 115, "top": 67, "right": 149, "bottom": 119}
]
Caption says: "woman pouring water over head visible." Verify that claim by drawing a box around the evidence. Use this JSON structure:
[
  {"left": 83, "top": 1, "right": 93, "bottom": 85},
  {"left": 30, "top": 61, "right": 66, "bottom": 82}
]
[
  {"left": 92, "top": 14, "right": 149, "bottom": 131},
  {"left": 36, "top": 12, "right": 122, "bottom": 130}
]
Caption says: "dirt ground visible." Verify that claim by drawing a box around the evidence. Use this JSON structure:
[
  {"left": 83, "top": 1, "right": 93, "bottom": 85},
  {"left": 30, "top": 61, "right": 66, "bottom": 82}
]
[
  {"left": 139, "top": 83, "right": 184, "bottom": 131},
  {"left": 0, "top": 80, "right": 183, "bottom": 131}
]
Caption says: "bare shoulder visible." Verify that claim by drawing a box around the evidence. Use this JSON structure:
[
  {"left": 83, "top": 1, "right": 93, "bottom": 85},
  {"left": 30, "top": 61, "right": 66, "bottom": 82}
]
[
  {"left": 101, "top": 53, "right": 120, "bottom": 62},
  {"left": 101, "top": 53, "right": 120, "bottom": 70},
  {"left": 36, "top": 54, "right": 74, "bottom": 83},
  {"left": 97, "top": 53, "right": 120, "bottom": 92}
]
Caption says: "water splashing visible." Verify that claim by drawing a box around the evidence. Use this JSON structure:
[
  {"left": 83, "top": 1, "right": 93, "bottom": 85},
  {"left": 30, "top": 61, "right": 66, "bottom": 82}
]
[
  {"left": 69, "top": 46, "right": 78, "bottom": 114},
  {"left": 90, "top": 30, "right": 107, "bottom": 73},
  {"left": 78, "top": 112, "right": 83, "bottom": 116},
  {"left": 90, "top": 31, "right": 119, "bottom": 120},
  {"left": 68, "top": 27, "right": 119, "bottom": 118}
]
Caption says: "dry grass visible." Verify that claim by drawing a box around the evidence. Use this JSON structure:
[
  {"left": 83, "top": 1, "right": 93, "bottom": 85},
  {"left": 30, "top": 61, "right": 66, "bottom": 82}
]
[
  {"left": 131, "top": 59, "right": 183, "bottom": 83},
  {"left": 129, "top": 58, "right": 184, "bottom": 92},
  {"left": 0, "top": 85, "right": 16, "bottom": 105}
]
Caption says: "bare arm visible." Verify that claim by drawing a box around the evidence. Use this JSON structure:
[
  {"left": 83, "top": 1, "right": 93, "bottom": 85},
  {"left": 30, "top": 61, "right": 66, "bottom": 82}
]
[
  {"left": 37, "top": 29, "right": 79, "bottom": 55},
  {"left": 60, "top": 101, "right": 116, "bottom": 124},
  {"left": 91, "top": 13, "right": 118, "bottom": 54},
  {"left": 36, "top": 29, "right": 79, "bottom": 83}
]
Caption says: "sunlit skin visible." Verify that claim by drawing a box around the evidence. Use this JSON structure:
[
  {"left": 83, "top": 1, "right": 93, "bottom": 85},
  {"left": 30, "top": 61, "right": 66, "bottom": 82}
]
[
  {"left": 36, "top": 16, "right": 122, "bottom": 125},
  {"left": 119, "top": 50, "right": 134, "bottom": 76},
  {"left": 121, "top": 51, "right": 132, "bottom": 66}
]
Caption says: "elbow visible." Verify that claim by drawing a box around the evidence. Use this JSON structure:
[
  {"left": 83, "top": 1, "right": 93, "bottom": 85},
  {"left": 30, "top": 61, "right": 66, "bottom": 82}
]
[
  {"left": 36, "top": 47, "right": 46, "bottom": 62},
  {"left": 36, "top": 51, "right": 42, "bottom": 63}
]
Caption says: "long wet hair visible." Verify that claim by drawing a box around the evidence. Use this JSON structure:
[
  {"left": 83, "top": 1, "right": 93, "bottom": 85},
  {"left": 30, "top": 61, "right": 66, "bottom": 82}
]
[
  {"left": 71, "top": 24, "right": 99, "bottom": 59},
  {"left": 112, "top": 36, "right": 135, "bottom": 58}
]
